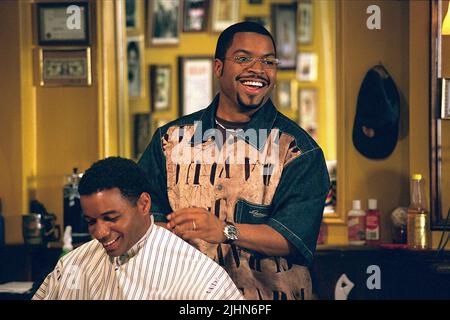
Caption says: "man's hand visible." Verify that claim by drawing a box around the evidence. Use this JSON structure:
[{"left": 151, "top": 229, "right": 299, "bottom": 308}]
[{"left": 167, "top": 208, "right": 226, "bottom": 243}]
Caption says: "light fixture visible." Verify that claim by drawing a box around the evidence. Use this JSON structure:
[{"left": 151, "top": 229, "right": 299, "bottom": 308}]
[{"left": 443, "top": 1, "right": 450, "bottom": 35}]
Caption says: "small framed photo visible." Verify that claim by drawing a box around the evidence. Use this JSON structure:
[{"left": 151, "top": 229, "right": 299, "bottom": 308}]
[
  {"left": 211, "top": 0, "right": 239, "bottom": 32},
  {"left": 125, "top": 0, "right": 143, "bottom": 32},
  {"left": 178, "top": 56, "right": 214, "bottom": 116},
  {"left": 150, "top": 65, "right": 172, "bottom": 112},
  {"left": 37, "top": 2, "right": 90, "bottom": 45},
  {"left": 244, "top": 16, "right": 271, "bottom": 32},
  {"left": 39, "top": 48, "right": 91, "bottom": 86},
  {"left": 183, "top": 0, "right": 209, "bottom": 32},
  {"left": 277, "top": 80, "right": 298, "bottom": 111},
  {"left": 297, "top": 52, "right": 318, "bottom": 82},
  {"left": 248, "top": 0, "right": 263, "bottom": 4},
  {"left": 299, "top": 88, "right": 318, "bottom": 139},
  {"left": 127, "top": 36, "right": 144, "bottom": 98},
  {"left": 133, "top": 113, "right": 151, "bottom": 160},
  {"left": 298, "top": 0, "right": 313, "bottom": 45},
  {"left": 271, "top": 3, "right": 297, "bottom": 70},
  {"left": 147, "top": 0, "right": 181, "bottom": 46},
  {"left": 442, "top": 78, "right": 450, "bottom": 119}
]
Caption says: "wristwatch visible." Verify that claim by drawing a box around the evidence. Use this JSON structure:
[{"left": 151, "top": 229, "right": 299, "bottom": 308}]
[{"left": 223, "top": 222, "right": 239, "bottom": 244}]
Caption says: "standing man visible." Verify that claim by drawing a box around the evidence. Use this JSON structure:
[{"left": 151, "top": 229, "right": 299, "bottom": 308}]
[
  {"left": 33, "top": 157, "right": 242, "bottom": 300},
  {"left": 139, "top": 22, "right": 330, "bottom": 300}
]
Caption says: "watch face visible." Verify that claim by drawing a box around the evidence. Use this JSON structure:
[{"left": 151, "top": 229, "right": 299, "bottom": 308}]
[{"left": 224, "top": 224, "right": 238, "bottom": 241}]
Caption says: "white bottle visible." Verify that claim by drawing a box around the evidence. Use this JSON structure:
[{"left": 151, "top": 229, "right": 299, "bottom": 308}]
[{"left": 347, "top": 200, "right": 366, "bottom": 245}]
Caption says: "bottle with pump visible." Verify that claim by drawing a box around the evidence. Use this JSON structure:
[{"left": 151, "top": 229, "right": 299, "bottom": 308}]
[
  {"left": 63, "top": 168, "right": 89, "bottom": 243},
  {"left": 0, "top": 198, "right": 5, "bottom": 246},
  {"left": 366, "top": 199, "right": 381, "bottom": 246},
  {"left": 347, "top": 200, "right": 366, "bottom": 245},
  {"left": 407, "top": 174, "right": 430, "bottom": 250}
]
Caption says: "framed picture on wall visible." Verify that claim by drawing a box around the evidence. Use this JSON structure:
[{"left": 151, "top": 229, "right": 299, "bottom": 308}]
[
  {"left": 133, "top": 113, "right": 151, "bottom": 159},
  {"left": 299, "top": 88, "right": 318, "bottom": 139},
  {"left": 37, "top": 2, "right": 90, "bottom": 45},
  {"left": 276, "top": 79, "right": 298, "bottom": 111},
  {"left": 127, "top": 36, "right": 144, "bottom": 98},
  {"left": 183, "top": 0, "right": 209, "bottom": 32},
  {"left": 125, "top": 0, "right": 143, "bottom": 32},
  {"left": 296, "top": 52, "right": 318, "bottom": 82},
  {"left": 147, "top": 0, "right": 181, "bottom": 46},
  {"left": 441, "top": 78, "right": 450, "bottom": 119},
  {"left": 271, "top": 3, "right": 297, "bottom": 70},
  {"left": 211, "top": 0, "right": 239, "bottom": 32},
  {"left": 178, "top": 56, "right": 214, "bottom": 116},
  {"left": 150, "top": 65, "right": 171, "bottom": 112},
  {"left": 38, "top": 48, "right": 91, "bottom": 86},
  {"left": 298, "top": 0, "right": 313, "bottom": 44}
]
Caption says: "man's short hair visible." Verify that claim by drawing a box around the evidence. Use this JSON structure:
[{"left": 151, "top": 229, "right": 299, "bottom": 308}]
[
  {"left": 214, "top": 21, "right": 276, "bottom": 62},
  {"left": 78, "top": 157, "right": 151, "bottom": 205}
]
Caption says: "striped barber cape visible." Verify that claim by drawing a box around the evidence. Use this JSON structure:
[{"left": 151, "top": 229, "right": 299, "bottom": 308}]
[{"left": 32, "top": 221, "right": 243, "bottom": 300}]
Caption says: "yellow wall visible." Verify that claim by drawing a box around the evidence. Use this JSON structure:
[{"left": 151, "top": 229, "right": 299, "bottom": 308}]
[{"left": 0, "top": 0, "right": 118, "bottom": 243}]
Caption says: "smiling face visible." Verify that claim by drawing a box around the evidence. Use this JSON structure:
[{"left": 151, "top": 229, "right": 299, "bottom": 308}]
[
  {"left": 215, "top": 32, "right": 277, "bottom": 113},
  {"left": 81, "top": 188, "right": 151, "bottom": 257}
]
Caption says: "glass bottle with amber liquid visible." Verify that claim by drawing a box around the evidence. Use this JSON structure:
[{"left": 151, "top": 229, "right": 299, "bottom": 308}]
[{"left": 407, "top": 174, "right": 430, "bottom": 249}]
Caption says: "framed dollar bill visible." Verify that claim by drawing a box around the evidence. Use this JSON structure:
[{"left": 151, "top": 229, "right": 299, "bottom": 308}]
[{"left": 39, "top": 48, "right": 91, "bottom": 86}]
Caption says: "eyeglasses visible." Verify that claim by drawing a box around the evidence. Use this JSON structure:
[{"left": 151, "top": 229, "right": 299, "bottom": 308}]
[{"left": 225, "top": 55, "right": 280, "bottom": 69}]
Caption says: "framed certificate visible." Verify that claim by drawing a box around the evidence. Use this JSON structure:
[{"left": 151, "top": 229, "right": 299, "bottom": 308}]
[
  {"left": 178, "top": 57, "right": 214, "bottom": 116},
  {"left": 37, "top": 2, "right": 90, "bottom": 45}
]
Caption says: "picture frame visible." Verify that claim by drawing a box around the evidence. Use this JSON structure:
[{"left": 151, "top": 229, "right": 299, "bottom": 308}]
[
  {"left": 150, "top": 65, "right": 172, "bottom": 112},
  {"left": 133, "top": 113, "right": 151, "bottom": 160},
  {"left": 297, "top": 52, "right": 318, "bottom": 82},
  {"left": 298, "top": 0, "right": 313, "bottom": 45},
  {"left": 276, "top": 79, "right": 298, "bottom": 111},
  {"left": 271, "top": 3, "right": 297, "bottom": 70},
  {"left": 183, "top": 0, "right": 209, "bottom": 32},
  {"left": 37, "top": 2, "right": 90, "bottom": 46},
  {"left": 127, "top": 36, "right": 144, "bottom": 98},
  {"left": 298, "top": 88, "right": 318, "bottom": 139},
  {"left": 211, "top": 0, "right": 239, "bottom": 32},
  {"left": 38, "top": 47, "right": 91, "bottom": 86},
  {"left": 147, "top": 0, "right": 181, "bottom": 46},
  {"left": 244, "top": 16, "right": 271, "bottom": 33},
  {"left": 178, "top": 56, "right": 214, "bottom": 116},
  {"left": 248, "top": 0, "right": 263, "bottom": 4},
  {"left": 125, "top": 0, "right": 143, "bottom": 32},
  {"left": 442, "top": 78, "right": 450, "bottom": 119}
]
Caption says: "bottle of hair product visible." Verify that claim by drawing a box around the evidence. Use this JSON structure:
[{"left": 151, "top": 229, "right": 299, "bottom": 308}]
[
  {"left": 60, "top": 226, "right": 73, "bottom": 258},
  {"left": 407, "top": 174, "right": 430, "bottom": 250},
  {"left": 366, "top": 199, "right": 381, "bottom": 246},
  {"left": 347, "top": 200, "right": 366, "bottom": 245},
  {"left": 0, "top": 198, "right": 5, "bottom": 246}
]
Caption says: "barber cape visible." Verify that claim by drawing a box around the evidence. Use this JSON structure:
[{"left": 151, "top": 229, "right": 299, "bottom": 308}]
[{"left": 32, "top": 219, "right": 243, "bottom": 300}]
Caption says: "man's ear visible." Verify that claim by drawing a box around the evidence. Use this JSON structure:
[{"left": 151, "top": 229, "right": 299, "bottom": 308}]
[
  {"left": 137, "top": 192, "right": 151, "bottom": 215},
  {"left": 214, "top": 58, "right": 223, "bottom": 77}
]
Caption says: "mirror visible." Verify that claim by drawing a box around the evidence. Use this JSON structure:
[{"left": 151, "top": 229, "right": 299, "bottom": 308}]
[
  {"left": 430, "top": 0, "right": 450, "bottom": 229},
  {"left": 121, "top": 0, "right": 340, "bottom": 221}
]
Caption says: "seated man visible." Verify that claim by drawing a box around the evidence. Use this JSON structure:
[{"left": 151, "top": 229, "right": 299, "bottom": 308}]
[{"left": 33, "top": 157, "right": 243, "bottom": 300}]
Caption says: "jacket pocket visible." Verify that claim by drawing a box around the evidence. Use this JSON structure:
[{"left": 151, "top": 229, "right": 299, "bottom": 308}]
[{"left": 234, "top": 199, "right": 271, "bottom": 224}]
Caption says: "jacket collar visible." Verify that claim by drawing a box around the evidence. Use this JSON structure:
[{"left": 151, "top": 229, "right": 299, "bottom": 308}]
[{"left": 190, "top": 94, "right": 278, "bottom": 151}]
